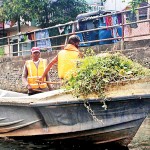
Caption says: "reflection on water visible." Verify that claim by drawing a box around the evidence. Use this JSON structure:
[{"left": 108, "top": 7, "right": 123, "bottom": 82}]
[
  {"left": 0, "top": 117, "right": 149, "bottom": 150},
  {"left": 0, "top": 139, "right": 129, "bottom": 150}
]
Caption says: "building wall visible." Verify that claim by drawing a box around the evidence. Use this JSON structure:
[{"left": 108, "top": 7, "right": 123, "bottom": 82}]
[
  {"left": 104, "top": 0, "right": 131, "bottom": 11},
  {"left": 0, "top": 40, "right": 150, "bottom": 93},
  {"left": 104, "top": 0, "right": 149, "bottom": 11},
  {"left": 123, "top": 1, "right": 150, "bottom": 41},
  {"left": 124, "top": 22, "right": 150, "bottom": 41},
  {"left": 4, "top": 25, "right": 40, "bottom": 57},
  {"left": 86, "top": 0, "right": 102, "bottom": 5},
  {"left": 6, "top": 25, "right": 40, "bottom": 36},
  {"left": 85, "top": 0, "right": 104, "bottom": 11}
]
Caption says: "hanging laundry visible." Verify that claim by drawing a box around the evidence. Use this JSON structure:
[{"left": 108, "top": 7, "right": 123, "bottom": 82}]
[
  {"left": 25, "top": 32, "right": 34, "bottom": 41},
  {"left": 99, "top": 17, "right": 105, "bottom": 27},
  {"left": 112, "top": 14, "right": 120, "bottom": 43},
  {"left": 35, "top": 29, "right": 52, "bottom": 51},
  {"left": 5, "top": 21, "right": 11, "bottom": 28},
  {"left": 117, "top": 13, "right": 122, "bottom": 24},
  {"left": 126, "top": 11, "right": 138, "bottom": 28},
  {"left": 58, "top": 26, "right": 65, "bottom": 35},
  {"left": 28, "top": 32, "right": 35, "bottom": 40},
  {"left": 93, "top": 19, "right": 99, "bottom": 28},
  {"left": 79, "top": 22, "right": 87, "bottom": 31},
  {"left": 86, "top": 21, "right": 95, "bottom": 30},
  {"left": 105, "top": 16, "right": 112, "bottom": 29},
  {"left": 64, "top": 25, "right": 72, "bottom": 34},
  {"left": 76, "top": 20, "right": 80, "bottom": 31},
  {"left": 78, "top": 22, "right": 88, "bottom": 41},
  {"left": 112, "top": 14, "right": 118, "bottom": 25},
  {"left": 72, "top": 23, "right": 76, "bottom": 33},
  {"left": 19, "top": 35, "right": 24, "bottom": 42}
]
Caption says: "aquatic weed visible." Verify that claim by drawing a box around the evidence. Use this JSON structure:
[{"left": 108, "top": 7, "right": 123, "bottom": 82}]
[{"left": 63, "top": 52, "right": 150, "bottom": 99}]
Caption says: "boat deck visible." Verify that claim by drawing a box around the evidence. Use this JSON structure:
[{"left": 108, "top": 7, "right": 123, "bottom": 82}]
[{"left": 0, "top": 77, "right": 150, "bottom": 106}]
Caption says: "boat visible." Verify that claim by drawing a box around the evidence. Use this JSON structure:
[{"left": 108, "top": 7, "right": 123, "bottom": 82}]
[{"left": 0, "top": 78, "right": 149, "bottom": 147}]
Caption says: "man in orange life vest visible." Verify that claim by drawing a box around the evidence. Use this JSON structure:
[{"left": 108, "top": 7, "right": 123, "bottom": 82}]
[
  {"left": 39, "top": 35, "right": 83, "bottom": 81},
  {"left": 22, "top": 47, "right": 52, "bottom": 95}
]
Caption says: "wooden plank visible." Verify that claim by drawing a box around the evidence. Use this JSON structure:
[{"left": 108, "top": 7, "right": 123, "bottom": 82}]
[{"left": 36, "top": 80, "right": 61, "bottom": 84}]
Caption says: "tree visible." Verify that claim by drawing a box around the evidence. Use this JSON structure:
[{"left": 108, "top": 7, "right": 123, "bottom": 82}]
[
  {"left": 39, "top": 0, "right": 89, "bottom": 27},
  {"left": 121, "top": 0, "right": 148, "bottom": 11},
  {"left": 0, "top": 0, "right": 50, "bottom": 31},
  {"left": 0, "top": 0, "right": 89, "bottom": 29}
]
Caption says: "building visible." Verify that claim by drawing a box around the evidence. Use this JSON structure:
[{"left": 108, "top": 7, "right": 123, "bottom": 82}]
[
  {"left": 104, "top": 0, "right": 149, "bottom": 11},
  {"left": 0, "top": 0, "right": 2, "bottom": 6},
  {"left": 85, "top": 0, "right": 105, "bottom": 12},
  {"left": 123, "top": 1, "right": 150, "bottom": 41}
]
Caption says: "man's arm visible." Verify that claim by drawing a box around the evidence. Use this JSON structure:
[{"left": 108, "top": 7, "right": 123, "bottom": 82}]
[
  {"left": 22, "top": 64, "right": 28, "bottom": 87},
  {"left": 22, "top": 64, "right": 32, "bottom": 90},
  {"left": 40, "top": 55, "right": 58, "bottom": 81}
]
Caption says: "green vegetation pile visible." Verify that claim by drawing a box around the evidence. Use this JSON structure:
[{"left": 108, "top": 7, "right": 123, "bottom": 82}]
[{"left": 63, "top": 52, "right": 150, "bottom": 99}]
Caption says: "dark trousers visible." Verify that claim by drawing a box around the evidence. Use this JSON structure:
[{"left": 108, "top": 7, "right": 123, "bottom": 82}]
[{"left": 28, "top": 90, "right": 42, "bottom": 96}]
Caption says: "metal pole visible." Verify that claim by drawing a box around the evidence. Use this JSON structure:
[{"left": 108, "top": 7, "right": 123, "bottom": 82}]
[
  {"left": 18, "top": 36, "right": 20, "bottom": 56},
  {"left": 34, "top": 31, "right": 36, "bottom": 47},
  {"left": 121, "top": 12, "right": 125, "bottom": 51},
  {"left": 7, "top": 37, "right": 10, "bottom": 56}
]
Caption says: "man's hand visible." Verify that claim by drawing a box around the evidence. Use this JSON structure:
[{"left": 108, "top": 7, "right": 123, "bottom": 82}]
[
  {"left": 38, "top": 76, "right": 44, "bottom": 82},
  {"left": 27, "top": 84, "right": 32, "bottom": 90}
]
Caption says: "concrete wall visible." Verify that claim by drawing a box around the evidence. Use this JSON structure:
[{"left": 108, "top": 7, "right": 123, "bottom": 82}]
[
  {"left": 0, "top": 50, "right": 59, "bottom": 93},
  {"left": 0, "top": 39, "right": 150, "bottom": 93}
]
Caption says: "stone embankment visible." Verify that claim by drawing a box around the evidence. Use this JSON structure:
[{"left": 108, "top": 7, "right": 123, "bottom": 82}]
[{"left": 0, "top": 39, "right": 150, "bottom": 93}]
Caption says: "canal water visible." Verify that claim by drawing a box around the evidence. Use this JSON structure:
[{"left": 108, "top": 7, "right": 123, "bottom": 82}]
[{"left": 0, "top": 117, "right": 149, "bottom": 150}]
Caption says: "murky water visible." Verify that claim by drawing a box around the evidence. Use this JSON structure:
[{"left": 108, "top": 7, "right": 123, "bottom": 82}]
[{"left": 0, "top": 117, "right": 149, "bottom": 150}]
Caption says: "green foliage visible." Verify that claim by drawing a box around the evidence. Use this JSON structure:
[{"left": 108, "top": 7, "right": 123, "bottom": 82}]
[
  {"left": 128, "top": 0, "right": 148, "bottom": 12},
  {"left": 0, "top": 0, "right": 48, "bottom": 22},
  {"left": 63, "top": 52, "right": 150, "bottom": 99},
  {"left": 0, "top": 47, "right": 5, "bottom": 56},
  {"left": 40, "top": 0, "right": 89, "bottom": 27},
  {"left": 0, "top": 0, "right": 89, "bottom": 27}
]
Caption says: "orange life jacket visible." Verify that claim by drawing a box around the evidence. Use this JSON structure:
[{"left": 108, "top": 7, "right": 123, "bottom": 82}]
[
  {"left": 26, "top": 58, "right": 47, "bottom": 89},
  {"left": 58, "top": 44, "right": 79, "bottom": 79}
]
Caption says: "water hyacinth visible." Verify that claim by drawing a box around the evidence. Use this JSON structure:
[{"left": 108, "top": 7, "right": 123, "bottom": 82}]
[{"left": 63, "top": 52, "right": 150, "bottom": 99}]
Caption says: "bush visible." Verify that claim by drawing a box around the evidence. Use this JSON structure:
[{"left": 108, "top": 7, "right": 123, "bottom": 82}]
[{"left": 63, "top": 52, "right": 150, "bottom": 99}]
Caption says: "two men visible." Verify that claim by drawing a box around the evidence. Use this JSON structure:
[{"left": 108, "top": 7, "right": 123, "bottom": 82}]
[
  {"left": 22, "top": 47, "right": 52, "bottom": 95},
  {"left": 23, "top": 35, "right": 82, "bottom": 95}
]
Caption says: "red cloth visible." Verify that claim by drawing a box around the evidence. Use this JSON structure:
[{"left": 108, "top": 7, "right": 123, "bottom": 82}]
[{"left": 105, "top": 16, "right": 112, "bottom": 29}]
